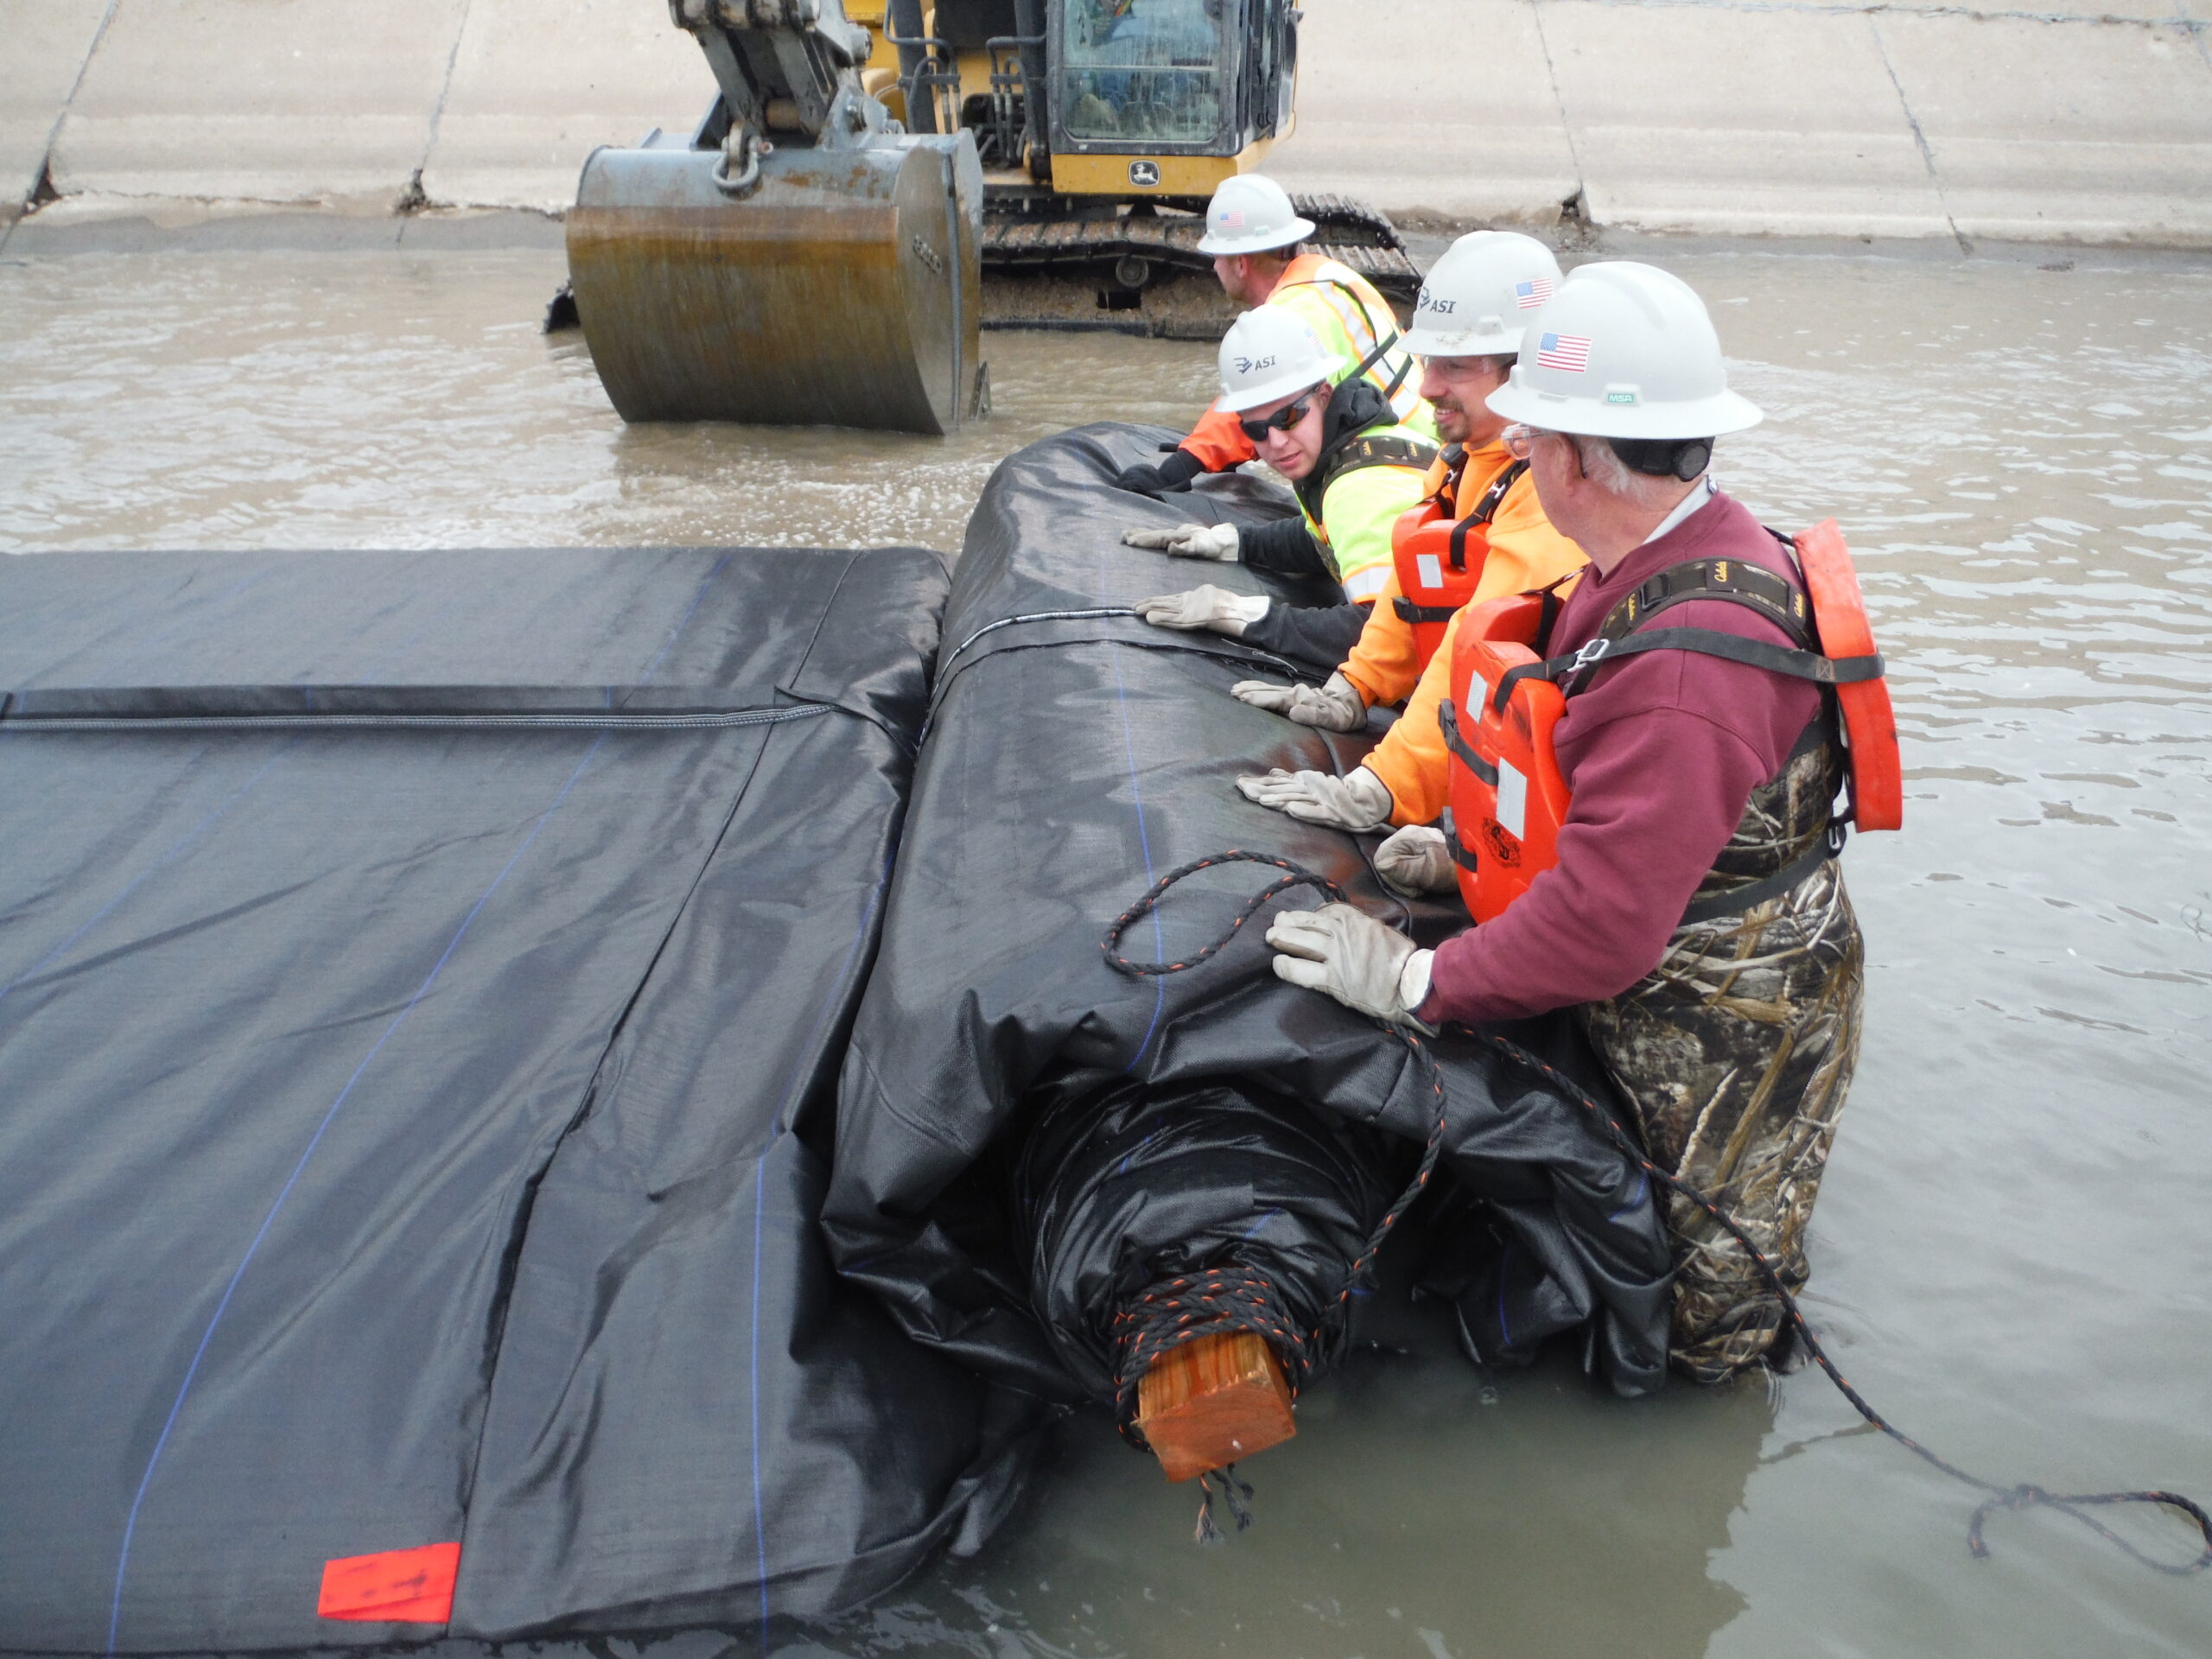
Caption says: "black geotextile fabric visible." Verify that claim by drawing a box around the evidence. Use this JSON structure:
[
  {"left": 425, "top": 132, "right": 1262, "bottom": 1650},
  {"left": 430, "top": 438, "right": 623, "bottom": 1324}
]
[
  {"left": 0, "top": 547, "right": 1037, "bottom": 1654},
  {"left": 824, "top": 424, "right": 1675, "bottom": 1412}
]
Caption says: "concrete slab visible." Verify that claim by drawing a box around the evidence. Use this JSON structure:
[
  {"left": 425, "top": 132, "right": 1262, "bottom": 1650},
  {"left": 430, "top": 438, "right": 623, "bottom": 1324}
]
[
  {"left": 49, "top": 0, "right": 467, "bottom": 207},
  {"left": 1540, "top": 1, "right": 1955, "bottom": 239},
  {"left": 419, "top": 0, "right": 704, "bottom": 213},
  {"left": 1876, "top": 0, "right": 2198, "bottom": 21},
  {"left": 1265, "top": 0, "right": 1577, "bottom": 226},
  {"left": 1, "top": 0, "right": 113, "bottom": 219},
  {"left": 1879, "top": 14, "right": 2212, "bottom": 245}
]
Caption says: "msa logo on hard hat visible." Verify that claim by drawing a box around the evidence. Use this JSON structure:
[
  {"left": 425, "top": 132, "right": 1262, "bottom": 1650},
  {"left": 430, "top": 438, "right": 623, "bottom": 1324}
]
[
  {"left": 1128, "top": 160, "right": 1161, "bottom": 188},
  {"left": 1233, "top": 354, "right": 1277, "bottom": 374}
]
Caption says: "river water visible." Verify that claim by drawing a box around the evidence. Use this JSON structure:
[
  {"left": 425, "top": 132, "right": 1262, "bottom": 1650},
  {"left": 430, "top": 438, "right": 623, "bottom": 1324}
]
[{"left": 2, "top": 245, "right": 2208, "bottom": 1656}]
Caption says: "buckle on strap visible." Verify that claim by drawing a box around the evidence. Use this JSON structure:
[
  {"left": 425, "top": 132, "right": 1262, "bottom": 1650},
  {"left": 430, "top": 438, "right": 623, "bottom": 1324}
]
[{"left": 1571, "top": 636, "right": 1614, "bottom": 671}]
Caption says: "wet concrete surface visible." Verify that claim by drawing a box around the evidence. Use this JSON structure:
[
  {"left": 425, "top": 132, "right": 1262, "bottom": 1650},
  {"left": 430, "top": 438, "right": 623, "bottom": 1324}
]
[{"left": 3, "top": 246, "right": 2210, "bottom": 1656}]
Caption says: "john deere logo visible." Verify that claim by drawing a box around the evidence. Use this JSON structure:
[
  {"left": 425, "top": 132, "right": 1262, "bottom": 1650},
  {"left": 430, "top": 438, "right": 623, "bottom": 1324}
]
[{"left": 1128, "top": 160, "right": 1160, "bottom": 187}]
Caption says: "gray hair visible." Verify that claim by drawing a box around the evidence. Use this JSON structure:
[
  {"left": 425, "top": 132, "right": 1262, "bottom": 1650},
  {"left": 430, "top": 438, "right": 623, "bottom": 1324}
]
[{"left": 1573, "top": 435, "right": 1693, "bottom": 508}]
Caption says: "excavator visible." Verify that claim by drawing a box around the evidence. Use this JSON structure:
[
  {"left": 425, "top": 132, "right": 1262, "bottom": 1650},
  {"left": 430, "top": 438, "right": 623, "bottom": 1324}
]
[{"left": 565, "top": 0, "right": 1419, "bottom": 435}]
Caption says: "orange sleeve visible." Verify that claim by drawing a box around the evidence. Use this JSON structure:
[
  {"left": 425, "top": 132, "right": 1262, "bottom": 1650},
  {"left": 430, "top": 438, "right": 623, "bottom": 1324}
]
[
  {"left": 1337, "top": 565, "right": 1421, "bottom": 709},
  {"left": 1470, "top": 479, "right": 1587, "bottom": 604},
  {"left": 1179, "top": 401, "right": 1260, "bottom": 474},
  {"left": 1359, "top": 607, "right": 1459, "bottom": 828}
]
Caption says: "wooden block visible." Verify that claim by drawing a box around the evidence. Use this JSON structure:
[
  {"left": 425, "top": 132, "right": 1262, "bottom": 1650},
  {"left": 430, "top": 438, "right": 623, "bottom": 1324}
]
[{"left": 1135, "top": 1329, "right": 1297, "bottom": 1483}]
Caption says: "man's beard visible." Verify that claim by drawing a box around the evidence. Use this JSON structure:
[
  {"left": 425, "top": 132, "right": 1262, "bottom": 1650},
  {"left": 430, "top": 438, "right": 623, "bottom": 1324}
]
[{"left": 1431, "top": 401, "right": 1471, "bottom": 444}]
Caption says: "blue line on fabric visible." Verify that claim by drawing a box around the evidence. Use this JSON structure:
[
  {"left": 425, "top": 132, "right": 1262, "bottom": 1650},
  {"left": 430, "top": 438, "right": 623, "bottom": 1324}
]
[
  {"left": 750, "top": 1157, "right": 771, "bottom": 1651},
  {"left": 1242, "top": 1207, "right": 1282, "bottom": 1241},
  {"left": 103, "top": 553, "right": 733, "bottom": 1645},
  {"left": 105, "top": 732, "right": 609, "bottom": 1652},
  {"left": 1103, "top": 641, "right": 1166, "bottom": 1072},
  {"left": 1607, "top": 1171, "right": 1650, "bottom": 1223},
  {"left": 1496, "top": 1239, "right": 1514, "bottom": 1351}
]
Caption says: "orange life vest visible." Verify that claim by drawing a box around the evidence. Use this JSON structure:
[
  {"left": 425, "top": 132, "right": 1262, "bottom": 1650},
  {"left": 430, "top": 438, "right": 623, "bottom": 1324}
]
[
  {"left": 1439, "top": 520, "right": 1901, "bottom": 926},
  {"left": 1388, "top": 457, "right": 1527, "bottom": 673}
]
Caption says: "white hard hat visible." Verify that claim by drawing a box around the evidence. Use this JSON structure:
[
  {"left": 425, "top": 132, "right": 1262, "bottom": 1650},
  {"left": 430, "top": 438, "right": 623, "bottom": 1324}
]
[
  {"left": 1217, "top": 306, "right": 1344, "bottom": 413},
  {"left": 1196, "top": 175, "right": 1316, "bottom": 257},
  {"left": 1484, "top": 261, "right": 1763, "bottom": 440},
  {"left": 1400, "top": 231, "right": 1564, "bottom": 358}
]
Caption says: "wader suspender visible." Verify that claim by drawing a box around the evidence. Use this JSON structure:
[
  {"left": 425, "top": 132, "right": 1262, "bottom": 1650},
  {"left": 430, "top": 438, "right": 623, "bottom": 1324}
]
[
  {"left": 1393, "top": 459, "right": 1529, "bottom": 627},
  {"left": 1495, "top": 556, "right": 1879, "bottom": 923}
]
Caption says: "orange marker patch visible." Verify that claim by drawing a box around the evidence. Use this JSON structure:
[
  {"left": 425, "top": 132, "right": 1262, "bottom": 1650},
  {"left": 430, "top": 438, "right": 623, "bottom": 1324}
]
[{"left": 316, "top": 1541, "right": 461, "bottom": 1624}]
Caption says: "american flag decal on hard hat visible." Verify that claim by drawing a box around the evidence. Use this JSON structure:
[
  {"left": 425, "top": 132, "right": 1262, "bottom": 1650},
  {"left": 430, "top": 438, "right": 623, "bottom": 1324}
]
[
  {"left": 1514, "top": 277, "right": 1554, "bottom": 308},
  {"left": 1219, "top": 209, "right": 1245, "bottom": 228},
  {"left": 1536, "top": 332, "right": 1591, "bottom": 372}
]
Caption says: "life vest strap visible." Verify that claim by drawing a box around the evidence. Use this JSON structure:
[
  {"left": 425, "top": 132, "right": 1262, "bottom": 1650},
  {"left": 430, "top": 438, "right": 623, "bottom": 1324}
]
[
  {"left": 1445, "top": 457, "right": 1527, "bottom": 572},
  {"left": 1496, "top": 627, "right": 1884, "bottom": 712},
  {"left": 1597, "top": 556, "right": 1813, "bottom": 645},
  {"left": 1678, "top": 819, "right": 1846, "bottom": 926},
  {"left": 1393, "top": 597, "right": 1459, "bottom": 625},
  {"left": 1437, "top": 699, "right": 1497, "bottom": 784}
]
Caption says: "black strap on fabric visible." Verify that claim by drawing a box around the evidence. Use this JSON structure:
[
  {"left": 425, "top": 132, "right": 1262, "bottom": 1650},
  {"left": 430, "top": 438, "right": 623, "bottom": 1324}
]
[
  {"left": 1447, "top": 835, "right": 1479, "bottom": 873},
  {"left": 1522, "top": 569, "right": 1579, "bottom": 649},
  {"left": 1677, "top": 820, "right": 1846, "bottom": 925},
  {"left": 1393, "top": 598, "right": 1459, "bottom": 625},
  {"left": 1436, "top": 699, "right": 1496, "bottom": 784},
  {"left": 1313, "top": 432, "right": 1439, "bottom": 500}
]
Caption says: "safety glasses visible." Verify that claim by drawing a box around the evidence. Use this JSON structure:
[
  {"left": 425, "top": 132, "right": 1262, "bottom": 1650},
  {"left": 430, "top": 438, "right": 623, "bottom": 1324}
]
[
  {"left": 1502, "top": 422, "right": 1554, "bottom": 460},
  {"left": 1238, "top": 389, "right": 1322, "bottom": 443}
]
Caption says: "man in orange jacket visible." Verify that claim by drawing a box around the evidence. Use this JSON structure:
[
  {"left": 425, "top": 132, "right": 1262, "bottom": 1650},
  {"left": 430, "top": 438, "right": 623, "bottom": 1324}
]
[
  {"left": 1230, "top": 232, "right": 1587, "bottom": 874},
  {"left": 1110, "top": 174, "right": 1432, "bottom": 499}
]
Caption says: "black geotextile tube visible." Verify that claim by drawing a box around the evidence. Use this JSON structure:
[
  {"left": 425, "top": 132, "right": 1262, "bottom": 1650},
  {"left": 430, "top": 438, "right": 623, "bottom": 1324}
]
[
  {"left": 0, "top": 546, "right": 1039, "bottom": 1654},
  {"left": 824, "top": 424, "right": 1675, "bottom": 1414}
]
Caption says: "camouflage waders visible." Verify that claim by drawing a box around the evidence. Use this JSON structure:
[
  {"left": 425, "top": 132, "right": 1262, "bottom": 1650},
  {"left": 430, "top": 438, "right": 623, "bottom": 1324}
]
[{"left": 1579, "top": 734, "right": 1864, "bottom": 1382}]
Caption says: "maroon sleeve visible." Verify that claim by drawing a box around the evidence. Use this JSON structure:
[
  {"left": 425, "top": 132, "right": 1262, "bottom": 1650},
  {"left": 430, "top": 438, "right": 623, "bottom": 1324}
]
[{"left": 1418, "top": 699, "right": 1775, "bottom": 1024}]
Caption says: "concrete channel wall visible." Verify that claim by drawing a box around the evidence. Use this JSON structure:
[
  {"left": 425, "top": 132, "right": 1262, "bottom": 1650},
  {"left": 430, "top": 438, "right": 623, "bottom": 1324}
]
[{"left": 4, "top": 0, "right": 2210, "bottom": 247}]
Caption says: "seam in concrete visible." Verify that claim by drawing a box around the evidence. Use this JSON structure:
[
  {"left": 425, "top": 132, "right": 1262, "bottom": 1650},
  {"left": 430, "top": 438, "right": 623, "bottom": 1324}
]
[
  {"left": 399, "top": 0, "right": 476, "bottom": 238},
  {"left": 1526, "top": 1, "right": 1589, "bottom": 232},
  {"left": 1, "top": 0, "right": 125, "bottom": 254},
  {"left": 1869, "top": 14, "right": 1973, "bottom": 256}
]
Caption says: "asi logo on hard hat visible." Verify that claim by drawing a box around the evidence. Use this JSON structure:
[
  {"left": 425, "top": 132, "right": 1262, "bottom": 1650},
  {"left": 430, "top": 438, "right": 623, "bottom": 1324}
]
[{"left": 1398, "top": 231, "right": 1563, "bottom": 359}]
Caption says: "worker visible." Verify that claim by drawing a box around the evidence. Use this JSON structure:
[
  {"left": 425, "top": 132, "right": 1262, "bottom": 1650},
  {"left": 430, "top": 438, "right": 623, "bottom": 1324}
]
[
  {"left": 1263, "top": 263, "right": 1886, "bottom": 1382},
  {"left": 1121, "top": 305, "right": 1435, "bottom": 677},
  {"left": 1227, "top": 232, "right": 1586, "bottom": 807},
  {"left": 1111, "top": 174, "right": 1431, "bottom": 499}
]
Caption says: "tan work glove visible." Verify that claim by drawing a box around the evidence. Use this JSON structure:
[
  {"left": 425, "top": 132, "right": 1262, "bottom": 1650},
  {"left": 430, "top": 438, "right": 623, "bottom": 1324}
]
[
  {"left": 1134, "top": 586, "right": 1271, "bottom": 636},
  {"left": 1231, "top": 671, "right": 1367, "bottom": 732},
  {"left": 1234, "top": 765, "right": 1393, "bottom": 831},
  {"left": 1267, "top": 903, "right": 1435, "bottom": 1030},
  {"left": 1373, "top": 824, "right": 1458, "bottom": 898},
  {"left": 1121, "top": 523, "right": 1241, "bottom": 561}
]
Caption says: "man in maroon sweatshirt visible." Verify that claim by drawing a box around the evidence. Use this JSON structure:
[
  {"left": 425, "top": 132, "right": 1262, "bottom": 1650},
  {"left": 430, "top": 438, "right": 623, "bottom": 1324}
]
[{"left": 1267, "top": 263, "right": 1866, "bottom": 1381}]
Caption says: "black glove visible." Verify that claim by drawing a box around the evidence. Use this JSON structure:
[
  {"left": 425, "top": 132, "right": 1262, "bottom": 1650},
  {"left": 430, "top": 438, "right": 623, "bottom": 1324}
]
[{"left": 1113, "top": 448, "right": 1204, "bottom": 498}]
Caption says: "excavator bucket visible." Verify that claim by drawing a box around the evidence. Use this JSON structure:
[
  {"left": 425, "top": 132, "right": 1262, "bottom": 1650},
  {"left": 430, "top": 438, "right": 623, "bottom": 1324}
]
[{"left": 568, "top": 130, "right": 983, "bottom": 435}]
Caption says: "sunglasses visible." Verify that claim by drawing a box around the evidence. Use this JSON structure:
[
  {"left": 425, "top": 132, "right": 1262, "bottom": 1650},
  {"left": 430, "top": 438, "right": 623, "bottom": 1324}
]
[{"left": 1238, "top": 388, "right": 1323, "bottom": 443}]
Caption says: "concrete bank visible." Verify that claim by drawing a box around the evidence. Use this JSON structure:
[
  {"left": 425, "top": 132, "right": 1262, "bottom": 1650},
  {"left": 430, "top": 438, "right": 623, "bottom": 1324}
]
[{"left": 4, "top": 0, "right": 2210, "bottom": 249}]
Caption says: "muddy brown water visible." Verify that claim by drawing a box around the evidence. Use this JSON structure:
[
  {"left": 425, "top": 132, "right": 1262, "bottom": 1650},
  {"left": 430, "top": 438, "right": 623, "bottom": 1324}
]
[{"left": 3, "top": 245, "right": 2209, "bottom": 1657}]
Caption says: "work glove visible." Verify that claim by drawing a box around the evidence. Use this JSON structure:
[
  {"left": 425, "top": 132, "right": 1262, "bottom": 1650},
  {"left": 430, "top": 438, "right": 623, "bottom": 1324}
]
[
  {"left": 1134, "top": 585, "right": 1270, "bottom": 637},
  {"left": 1231, "top": 671, "right": 1367, "bottom": 732},
  {"left": 1119, "top": 523, "right": 1241, "bottom": 562},
  {"left": 1267, "top": 903, "right": 1436, "bottom": 1030},
  {"left": 1234, "top": 765, "right": 1393, "bottom": 832},
  {"left": 1114, "top": 449, "right": 1204, "bottom": 497},
  {"left": 1373, "top": 823, "right": 1457, "bottom": 898}
]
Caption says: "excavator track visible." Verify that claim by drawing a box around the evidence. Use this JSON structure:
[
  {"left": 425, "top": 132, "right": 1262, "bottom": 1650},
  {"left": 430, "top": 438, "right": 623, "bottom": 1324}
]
[{"left": 979, "top": 193, "right": 1424, "bottom": 337}]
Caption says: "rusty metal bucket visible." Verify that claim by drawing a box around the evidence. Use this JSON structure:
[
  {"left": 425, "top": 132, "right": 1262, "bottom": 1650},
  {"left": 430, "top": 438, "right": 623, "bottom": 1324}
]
[{"left": 568, "top": 130, "right": 982, "bottom": 435}]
